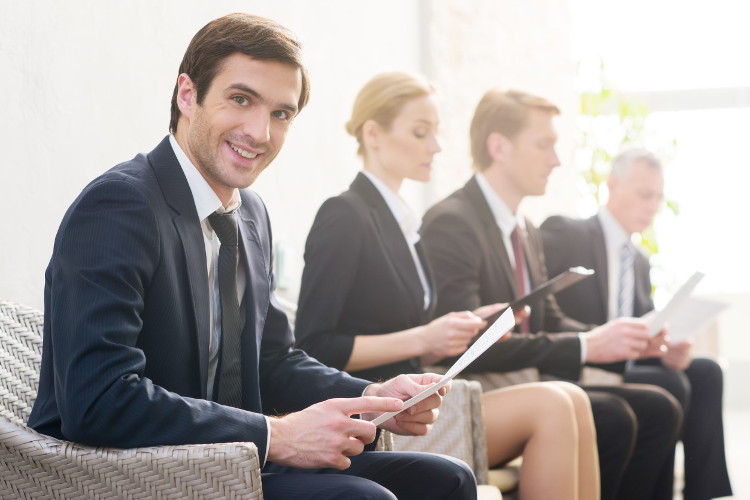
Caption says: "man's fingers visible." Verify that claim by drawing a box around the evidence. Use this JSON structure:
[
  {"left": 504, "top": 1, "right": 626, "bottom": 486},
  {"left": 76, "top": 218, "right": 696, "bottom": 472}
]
[
  {"left": 333, "top": 396, "right": 404, "bottom": 416},
  {"left": 406, "top": 392, "right": 443, "bottom": 416},
  {"left": 341, "top": 435, "right": 366, "bottom": 457}
]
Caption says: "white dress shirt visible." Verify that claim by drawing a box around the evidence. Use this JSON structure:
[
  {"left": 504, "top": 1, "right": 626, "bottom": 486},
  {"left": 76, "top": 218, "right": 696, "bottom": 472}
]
[
  {"left": 598, "top": 207, "right": 635, "bottom": 321},
  {"left": 475, "top": 172, "right": 529, "bottom": 289},
  {"left": 475, "top": 173, "right": 587, "bottom": 363},
  {"left": 361, "top": 170, "right": 431, "bottom": 310},
  {"left": 169, "top": 136, "right": 270, "bottom": 459}
]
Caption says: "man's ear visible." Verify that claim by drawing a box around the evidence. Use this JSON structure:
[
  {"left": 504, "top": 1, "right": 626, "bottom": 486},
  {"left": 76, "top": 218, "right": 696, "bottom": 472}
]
[
  {"left": 607, "top": 174, "right": 617, "bottom": 193},
  {"left": 362, "top": 119, "right": 381, "bottom": 151},
  {"left": 486, "top": 132, "right": 512, "bottom": 163},
  {"left": 176, "top": 73, "right": 197, "bottom": 120}
]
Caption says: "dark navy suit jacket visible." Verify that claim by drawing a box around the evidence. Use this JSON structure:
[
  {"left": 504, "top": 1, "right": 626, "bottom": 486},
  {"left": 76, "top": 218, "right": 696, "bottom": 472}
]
[{"left": 28, "top": 137, "right": 368, "bottom": 461}]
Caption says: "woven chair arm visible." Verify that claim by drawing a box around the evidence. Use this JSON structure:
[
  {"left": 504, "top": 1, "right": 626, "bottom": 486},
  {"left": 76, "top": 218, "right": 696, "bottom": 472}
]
[{"left": 0, "top": 417, "right": 263, "bottom": 499}]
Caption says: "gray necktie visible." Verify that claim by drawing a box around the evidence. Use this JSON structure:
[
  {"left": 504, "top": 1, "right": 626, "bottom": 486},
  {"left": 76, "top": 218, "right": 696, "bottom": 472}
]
[{"left": 208, "top": 211, "right": 243, "bottom": 408}]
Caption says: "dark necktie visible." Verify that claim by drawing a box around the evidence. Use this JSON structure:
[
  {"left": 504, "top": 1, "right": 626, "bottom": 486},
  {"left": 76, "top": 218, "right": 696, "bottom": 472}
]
[
  {"left": 510, "top": 225, "right": 530, "bottom": 333},
  {"left": 208, "top": 211, "right": 243, "bottom": 408}
]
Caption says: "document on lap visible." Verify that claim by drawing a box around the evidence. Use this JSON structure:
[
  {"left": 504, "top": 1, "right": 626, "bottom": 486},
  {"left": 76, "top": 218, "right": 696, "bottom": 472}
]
[
  {"left": 370, "top": 308, "right": 516, "bottom": 426},
  {"left": 644, "top": 271, "right": 706, "bottom": 337}
]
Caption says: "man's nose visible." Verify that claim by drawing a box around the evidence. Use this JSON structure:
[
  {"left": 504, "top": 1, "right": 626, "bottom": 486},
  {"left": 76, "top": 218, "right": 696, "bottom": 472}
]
[
  {"left": 550, "top": 150, "right": 561, "bottom": 168},
  {"left": 242, "top": 110, "right": 271, "bottom": 144}
]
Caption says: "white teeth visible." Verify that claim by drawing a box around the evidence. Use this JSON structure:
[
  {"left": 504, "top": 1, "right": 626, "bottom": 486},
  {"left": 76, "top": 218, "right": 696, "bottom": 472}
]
[{"left": 230, "top": 144, "right": 258, "bottom": 159}]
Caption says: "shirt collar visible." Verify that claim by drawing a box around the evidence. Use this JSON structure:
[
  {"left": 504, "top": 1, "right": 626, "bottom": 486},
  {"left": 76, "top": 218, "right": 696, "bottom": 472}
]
[
  {"left": 169, "top": 134, "right": 241, "bottom": 221},
  {"left": 475, "top": 172, "right": 526, "bottom": 235},
  {"left": 361, "top": 170, "right": 421, "bottom": 245},
  {"left": 598, "top": 206, "right": 630, "bottom": 250}
]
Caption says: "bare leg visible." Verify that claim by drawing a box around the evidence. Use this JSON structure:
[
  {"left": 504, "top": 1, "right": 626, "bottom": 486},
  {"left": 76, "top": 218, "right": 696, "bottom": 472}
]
[
  {"left": 482, "top": 382, "right": 584, "bottom": 500},
  {"left": 547, "top": 381, "right": 601, "bottom": 500}
]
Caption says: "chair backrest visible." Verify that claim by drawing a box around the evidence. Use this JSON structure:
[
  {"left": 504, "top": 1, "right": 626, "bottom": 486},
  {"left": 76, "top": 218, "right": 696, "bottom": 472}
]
[{"left": 0, "top": 301, "right": 44, "bottom": 426}]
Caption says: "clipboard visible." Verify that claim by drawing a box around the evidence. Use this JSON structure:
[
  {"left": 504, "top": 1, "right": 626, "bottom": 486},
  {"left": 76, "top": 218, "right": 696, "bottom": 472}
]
[{"left": 480, "top": 266, "right": 595, "bottom": 329}]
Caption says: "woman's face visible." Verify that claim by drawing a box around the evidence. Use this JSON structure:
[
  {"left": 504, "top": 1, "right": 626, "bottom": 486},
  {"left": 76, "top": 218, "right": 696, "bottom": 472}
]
[{"left": 368, "top": 95, "right": 441, "bottom": 186}]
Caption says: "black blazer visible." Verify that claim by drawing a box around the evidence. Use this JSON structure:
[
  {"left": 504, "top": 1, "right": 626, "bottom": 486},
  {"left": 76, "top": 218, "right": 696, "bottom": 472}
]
[
  {"left": 421, "top": 176, "right": 587, "bottom": 381},
  {"left": 28, "top": 137, "right": 369, "bottom": 460},
  {"left": 540, "top": 214, "right": 654, "bottom": 373},
  {"left": 540, "top": 214, "right": 654, "bottom": 324},
  {"left": 295, "top": 173, "right": 435, "bottom": 382}
]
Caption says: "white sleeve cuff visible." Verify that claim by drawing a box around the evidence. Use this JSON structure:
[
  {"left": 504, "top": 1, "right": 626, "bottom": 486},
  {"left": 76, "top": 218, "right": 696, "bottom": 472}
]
[
  {"left": 578, "top": 333, "right": 587, "bottom": 364},
  {"left": 263, "top": 415, "right": 271, "bottom": 464}
]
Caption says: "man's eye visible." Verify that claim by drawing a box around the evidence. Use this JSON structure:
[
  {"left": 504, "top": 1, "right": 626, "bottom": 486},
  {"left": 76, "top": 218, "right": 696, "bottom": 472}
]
[
  {"left": 232, "top": 96, "right": 249, "bottom": 106},
  {"left": 273, "top": 110, "right": 290, "bottom": 121}
]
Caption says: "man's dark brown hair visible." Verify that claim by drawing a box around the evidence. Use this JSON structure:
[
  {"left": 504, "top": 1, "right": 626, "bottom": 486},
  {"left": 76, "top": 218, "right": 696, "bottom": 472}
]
[{"left": 169, "top": 13, "right": 310, "bottom": 133}]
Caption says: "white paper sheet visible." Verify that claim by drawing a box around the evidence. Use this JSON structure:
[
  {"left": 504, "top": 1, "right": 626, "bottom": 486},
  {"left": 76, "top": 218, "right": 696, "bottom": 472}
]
[
  {"left": 646, "top": 271, "right": 705, "bottom": 337},
  {"left": 650, "top": 296, "right": 728, "bottom": 342},
  {"left": 370, "top": 307, "right": 515, "bottom": 426}
]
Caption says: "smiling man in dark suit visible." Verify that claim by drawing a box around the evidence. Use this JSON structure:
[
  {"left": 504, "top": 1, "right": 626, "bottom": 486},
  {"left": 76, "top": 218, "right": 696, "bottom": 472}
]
[
  {"left": 421, "top": 89, "right": 683, "bottom": 500},
  {"left": 540, "top": 148, "right": 732, "bottom": 500},
  {"left": 27, "top": 13, "right": 476, "bottom": 500}
]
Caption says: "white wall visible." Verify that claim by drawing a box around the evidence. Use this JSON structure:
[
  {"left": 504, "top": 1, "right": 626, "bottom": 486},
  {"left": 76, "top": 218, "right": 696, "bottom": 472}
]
[{"left": 0, "top": 0, "right": 577, "bottom": 308}]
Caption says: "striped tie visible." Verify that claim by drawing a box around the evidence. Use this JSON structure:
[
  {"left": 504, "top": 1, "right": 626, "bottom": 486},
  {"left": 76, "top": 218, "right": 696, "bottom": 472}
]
[
  {"left": 617, "top": 242, "right": 635, "bottom": 318},
  {"left": 208, "top": 211, "right": 243, "bottom": 408}
]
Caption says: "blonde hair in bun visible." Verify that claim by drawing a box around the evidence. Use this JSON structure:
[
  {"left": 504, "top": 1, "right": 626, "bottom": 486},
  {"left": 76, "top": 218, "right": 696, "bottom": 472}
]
[{"left": 346, "top": 71, "right": 434, "bottom": 156}]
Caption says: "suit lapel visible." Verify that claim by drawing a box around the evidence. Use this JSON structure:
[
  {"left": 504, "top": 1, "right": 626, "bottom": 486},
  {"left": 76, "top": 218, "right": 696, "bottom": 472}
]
[
  {"left": 148, "top": 137, "right": 211, "bottom": 397},
  {"left": 522, "top": 219, "right": 541, "bottom": 289},
  {"left": 589, "top": 216, "right": 610, "bottom": 321},
  {"left": 352, "top": 174, "right": 426, "bottom": 318},
  {"left": 464, "top": 178, "right": 519, "bottom": 297},
  {"left": 237, "top": 208, "right": 268, "bottom": 368},
  {"left": 415, "top": 240, "right": 437, "bottom": 319}
]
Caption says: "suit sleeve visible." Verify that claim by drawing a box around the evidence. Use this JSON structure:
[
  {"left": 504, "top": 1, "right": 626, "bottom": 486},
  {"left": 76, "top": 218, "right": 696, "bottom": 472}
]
[
  {"left": 294, "top": 196, "right": 364, "bottom": 369},
  {"left": 421, "top": 208, "right": 486, "bottom": 315},
  {"left": 422, "top": 208, "right": 584, "bottom": 380},
  {"left": 44, "top": 179, "right": 269, "bottom": 453},
  {"left": 539, "top": 216, "right": 570, "bottom": 280},
  {"left": 527, "top": 222, "right": 591, "bottom": 333},
  {"left": 248, "top": 194, "right": 370, "bottom": 415}
]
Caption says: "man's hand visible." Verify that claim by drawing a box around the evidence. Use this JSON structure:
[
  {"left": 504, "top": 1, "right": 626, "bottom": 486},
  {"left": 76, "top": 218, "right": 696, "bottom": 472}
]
[
  {"left": 662, "top": 339, "right": 693, "bottom": 370},
  {"left": 583, "top": 317, "right": 651, "bottom": 363},
  {"left": 640, "top": 329, "right": 669, "bottom": 359},
  {"left": 267, "top": 396, "right": 404, "bottom": 470},
  {"left": 362, "top": 373, "right": 448, "bottom": 436}
]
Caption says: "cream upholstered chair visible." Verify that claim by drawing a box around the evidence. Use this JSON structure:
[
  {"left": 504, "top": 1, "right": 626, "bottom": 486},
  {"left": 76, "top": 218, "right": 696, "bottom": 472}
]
[
  {"left": 278, "top": 294, "right": 512, "bottom": 500},
  {"left": 0, "top": 300, "right": 263, "bottom": 499}
]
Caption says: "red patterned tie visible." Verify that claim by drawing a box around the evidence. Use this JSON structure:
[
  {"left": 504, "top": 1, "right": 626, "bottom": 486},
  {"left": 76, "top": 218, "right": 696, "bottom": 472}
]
[{"left": 511, "top": 225, "right": 530, "bottom": 333}]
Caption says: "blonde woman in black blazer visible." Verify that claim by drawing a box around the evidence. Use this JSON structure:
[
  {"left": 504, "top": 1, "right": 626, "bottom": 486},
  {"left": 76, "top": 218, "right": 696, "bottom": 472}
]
[{"left": 296, "top": 72, "right": 600, "bottom": 500}]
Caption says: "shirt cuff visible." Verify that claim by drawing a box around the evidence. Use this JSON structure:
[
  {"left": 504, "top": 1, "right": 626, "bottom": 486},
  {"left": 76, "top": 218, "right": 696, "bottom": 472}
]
[
  {"left": 263, "top": 415, "right": 271, "bottom": 464},
  {"left": 578, "top": 333, "right": 587, "bottom": 364}
]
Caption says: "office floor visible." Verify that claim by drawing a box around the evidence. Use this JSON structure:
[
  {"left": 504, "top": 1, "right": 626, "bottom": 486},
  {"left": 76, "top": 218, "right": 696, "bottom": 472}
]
[{"left": 724, "top": 407, "right": 750, "bottom": 499}]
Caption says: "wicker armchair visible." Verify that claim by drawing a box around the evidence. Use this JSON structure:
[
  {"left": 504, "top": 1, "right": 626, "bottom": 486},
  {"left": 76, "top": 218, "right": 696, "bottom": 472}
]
[{"left": 0, "top": 300, "right": 263, "bottom": 499}]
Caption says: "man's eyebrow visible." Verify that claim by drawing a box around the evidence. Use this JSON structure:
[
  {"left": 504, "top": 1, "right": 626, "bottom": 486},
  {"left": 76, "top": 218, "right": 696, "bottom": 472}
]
[{"left": 228, "top": 83, "right": 299, "bottom": 115}]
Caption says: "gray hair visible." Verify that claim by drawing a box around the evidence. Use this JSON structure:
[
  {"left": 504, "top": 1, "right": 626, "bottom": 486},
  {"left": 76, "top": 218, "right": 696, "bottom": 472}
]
[{"left": 609, "top": 148, "right": 663, "bottom": 180}]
